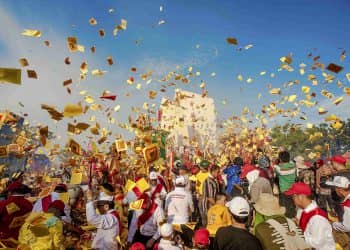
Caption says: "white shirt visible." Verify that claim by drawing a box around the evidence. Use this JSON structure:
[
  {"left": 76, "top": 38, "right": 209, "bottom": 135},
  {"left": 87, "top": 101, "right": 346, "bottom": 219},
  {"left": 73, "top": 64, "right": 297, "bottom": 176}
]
[
  {"left": 86, "top": 201, "right": 119, "bottom": 250},
  {"left": 149, "top": 184, "right": 167, "bottom": 207},
  {"left": 301, "top": 201, "right": 335, "bottom": 250},
  {"left": 333, "top": 193, "right": 350, "bottom": 232},
  {"left": 165, "top": 187, "right": 194, "bottom": 224},
  {"left": 157, "top": 238, "right": 182, "bottom": 250},
  {"left": 127, "top": 205, "right": 165, "bottom": 242},
  {"left": 122, "top": 190, "right": 137, "bottom": 206},
  {"left": 32, "top": 191, "right": 71, "bottom": 223}
]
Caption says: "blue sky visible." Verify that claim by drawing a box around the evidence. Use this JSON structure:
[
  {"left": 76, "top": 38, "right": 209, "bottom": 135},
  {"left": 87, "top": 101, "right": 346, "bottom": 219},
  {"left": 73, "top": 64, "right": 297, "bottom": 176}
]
[{"left": 0, "top": 0, "right": 350, "bottom": 146}]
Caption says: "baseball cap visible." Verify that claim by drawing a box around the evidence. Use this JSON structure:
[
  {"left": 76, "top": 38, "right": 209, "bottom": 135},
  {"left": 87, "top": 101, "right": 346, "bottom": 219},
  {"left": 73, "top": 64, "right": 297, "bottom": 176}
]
[
  {"left": 316, "top": 159, "right": 324, "bottom": 166},
  {"left": 175, "top": 176, "right": 186, "bottom": 185},
  {"left": 55, "top": 183, "right": 68, "bottom": 192},
  {"left": 160, "top": 223, "right": 174, "bottom": 237},
  {"left": 331, "top": 155, "right": 347, "bottom": 165},
  {"left": 193, "top": 228, "right": 210, "bottom": 246},
  {"left": 258, "top": 155, "right": 270, "bottom": 169},
  {"left": 326, "top": 176, "right": 350, "bottom": 189},
  {"left": 4, "top": 181, "right": 31, "bottom": 194},
  {"left": 226, "top": 196, "right": 250, "bottom": 216},
  {"left": 284, "top": 182, "right": 311, "bottom": 196},
  {"left": 98, "top": 191, "right": 114, "bottom": 202},
  {"left": 130, "top": 242, "right": 145, "bottom": 250},
  {"left": 49, "top": 200, "right": 66, "bottom": 216},
  {"left": 200, "top": 160, "right": 210, "bottom": 168},
  {"left": 149, "top": 171, "right": 158, "bottom": 180}
]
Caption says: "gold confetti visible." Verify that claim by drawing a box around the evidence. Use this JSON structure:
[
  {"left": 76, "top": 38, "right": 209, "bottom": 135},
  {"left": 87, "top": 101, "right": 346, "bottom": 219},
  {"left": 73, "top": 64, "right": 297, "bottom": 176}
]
[
  {"left": 333, "top": 96, "right": 343, "bottom": 105},
  {"left": 301, "top": 86, "right": 310, "bottom": 94},
  {"left": 114, "top": 105, "right": 121, "bottom": 112},
  {"left": 288, "top": 95, "right": 297, "bottom": 102},
  {"left": 318, "top": 107, "right": 328, "bottom": 115},
  {"left": 21, "top": 29, "right": 41, "bottom": 37},
  {"left": 226, "top": 37, "right": 238, "bottom": 45},
  {"left": 19, "top": 58, "right": 29, "bottom": 67},
  {"left": 85, "top": 96, "right": 94, "bottom": 104},
  {"left": 269, "top": 88, "right": 281, "bottom": 95},
  {"left": 91, "top": 69, "right": 106, "bottom": 76},
  {"left": 89, "top": 17, "right": 97, "bottom": 25},
  {"left": 107, "top": 56, "right": 114, "bottom": 65}
]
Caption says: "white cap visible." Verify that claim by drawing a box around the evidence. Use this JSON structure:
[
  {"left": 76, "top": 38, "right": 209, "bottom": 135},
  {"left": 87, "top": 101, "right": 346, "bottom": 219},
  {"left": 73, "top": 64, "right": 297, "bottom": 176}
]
[
  {"left": 294, "top": 155, "right": 304, "bottom": 162},
  {"left": 149, "top": 171, "right": 158, "bottom": 180},
  {"left": 175, "top": 176, "right": 186, "bottom": 185},
  {"left": 98, "top": 191, "right": 114, "bottom": 202},
  {"left": 326, "top": 176, "right": 350, "bottom": 189},
  {"left": 160, "top": 223, "right": 173, "bottom": 237},
  {"left": 226, "top": 196, "right": 250, "bottom": 216}
]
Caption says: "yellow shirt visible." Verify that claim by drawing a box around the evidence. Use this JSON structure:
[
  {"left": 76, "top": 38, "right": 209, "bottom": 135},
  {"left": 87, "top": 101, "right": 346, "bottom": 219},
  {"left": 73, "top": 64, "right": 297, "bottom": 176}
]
[
  {"left": 18, "top": 212, "right": 64, "bottom": 250},
  {"left": 206, "top": 204, "right": 232, "bottom": 236},
  {"left": 196, "top": 171, "right": 209, "bottom": 195}
]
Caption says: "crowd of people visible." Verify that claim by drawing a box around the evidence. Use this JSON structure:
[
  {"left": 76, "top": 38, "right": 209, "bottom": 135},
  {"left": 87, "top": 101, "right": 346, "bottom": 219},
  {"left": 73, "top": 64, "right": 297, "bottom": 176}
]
[{"left": 0, "top": 149, "right": 349, "bottom": 250}]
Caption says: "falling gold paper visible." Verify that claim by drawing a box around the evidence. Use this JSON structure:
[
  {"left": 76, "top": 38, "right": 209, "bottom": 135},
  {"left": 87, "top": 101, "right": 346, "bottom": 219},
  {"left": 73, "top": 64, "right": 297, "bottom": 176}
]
[{"left": 21, "top": 29, "right": 41, "bottom": 37}]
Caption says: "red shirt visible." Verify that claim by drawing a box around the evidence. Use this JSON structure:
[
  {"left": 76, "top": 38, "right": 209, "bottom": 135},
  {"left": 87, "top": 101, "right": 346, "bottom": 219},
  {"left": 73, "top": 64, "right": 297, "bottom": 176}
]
[{"left": 0, "top": 195, "right": 33, "bottom": 240}]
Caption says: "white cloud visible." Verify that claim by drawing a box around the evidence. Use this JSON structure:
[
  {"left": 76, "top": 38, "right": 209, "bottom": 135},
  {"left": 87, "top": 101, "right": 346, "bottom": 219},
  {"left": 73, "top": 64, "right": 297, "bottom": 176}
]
[{"left": 0, "top": 5, "right": 210, "bottom": 150}]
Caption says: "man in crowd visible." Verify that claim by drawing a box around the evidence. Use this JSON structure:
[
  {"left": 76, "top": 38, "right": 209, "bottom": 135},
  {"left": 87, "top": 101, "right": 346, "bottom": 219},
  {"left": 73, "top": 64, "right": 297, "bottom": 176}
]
[
  {"left": 86, "top": 184, "right": 120, "bottom": 249},
  {"left": 316, "top": 159, "right": 335, "bottom": 213},
  {"left": 18, "top": 200, "right": 66, "bottom": 250},
  {"left": 285, "top": 182, "right": 335, "bottom": 250},
  {"left": 326, "top": 173, "right": 350, "bottom": 249},
  {"left": 201, "top": 165, "right": 220, "bottom": 226},
  {"left": 274, "top": 151, "right": 296, "bottom": 218},
  {"left": 156, "top": 223, "right": 181, "bottom": 250},
  {"left": 196, "top": 160, "right": 210, "bottom": 226},
  {"left": 0, "top": 181, "right": 33, "bottom": 240},
  {"left": 149, "top": 171, "right": 167, "bottom": 207},
  {"left": 165, "top": 175, "right": 194, "bottom": 225},
  {"left": 241, "top": 167, "right": 272, "bottom": 203},
  {"left": 331, "top": 155, "right": 348, "bottom": 173},
  {"left": 130, "top": 193, "right": 165, "bottom": 249},
  {"left": 32, "top": 183, "right": 71, "bottom": 223},
  {"left": 206, "top": 193, "right": 231, "bottom": 236},
  {"left": 213, "top": 196, "right": 263, "bottom": 250},
  {"left": 326, "top": 174, "right": 350, "bottom": 232},
  {"left": 254, "top": 193, "right": 309, "bottom": 250},
  {"left": 223, "top": 157, "right": 243, "bottom": 198},
  {"left": 178, "top": 164, "right": 191, "bottom": 191},
  {"left": 295, "top": 156, "right": 315, "bottom": 192}
]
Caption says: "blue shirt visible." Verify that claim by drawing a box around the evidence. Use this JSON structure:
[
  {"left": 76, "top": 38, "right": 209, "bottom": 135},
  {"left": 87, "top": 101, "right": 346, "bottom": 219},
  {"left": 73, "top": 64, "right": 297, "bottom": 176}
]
[{"left": 223, "top": 165, "right": 241, "bottom": 195}]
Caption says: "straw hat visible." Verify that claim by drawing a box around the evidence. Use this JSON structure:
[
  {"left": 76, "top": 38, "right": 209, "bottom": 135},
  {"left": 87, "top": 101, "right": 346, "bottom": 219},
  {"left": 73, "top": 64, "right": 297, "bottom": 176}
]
[{"left": 253, "top": 193, "right": 285, "bottom": 216}]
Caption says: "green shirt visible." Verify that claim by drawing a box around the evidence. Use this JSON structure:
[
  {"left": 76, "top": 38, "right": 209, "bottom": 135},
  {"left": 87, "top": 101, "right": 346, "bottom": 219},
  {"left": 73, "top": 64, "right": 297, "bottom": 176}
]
[{"left": 276, "top": 162, "right": 296, "bottom": 192}]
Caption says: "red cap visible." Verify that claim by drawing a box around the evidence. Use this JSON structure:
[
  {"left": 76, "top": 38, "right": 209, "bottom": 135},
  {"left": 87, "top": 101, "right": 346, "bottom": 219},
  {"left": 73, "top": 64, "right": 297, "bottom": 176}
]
[
  {"left": 55, "top": 183, "right": 68, "bottom": 192},
  {"left": 191, "top": 166, "right": 200, "bottom": 175},
  {"left": 49, "top": 200, "right": 66, "bottom": 215},
  {"left": 194, "top": 228, "right": 210, "bottom": 246},
  {"left": 331, "top": 155, "right": 347, "bottom": 165},
  {"left": 130, "top": 242, "right": 145, "bottom": 250},
  {"left": 316, "top": 159, "right": 324, "bottom": 167},
  {"left": 4, "top": 181, "right": 30, "bottom": 194},
  {"left": 240, "top": 164, "right": 257, "bottom": 179},
  {"left": 285, "top": 182, "right": 311, "bottom": 196}
]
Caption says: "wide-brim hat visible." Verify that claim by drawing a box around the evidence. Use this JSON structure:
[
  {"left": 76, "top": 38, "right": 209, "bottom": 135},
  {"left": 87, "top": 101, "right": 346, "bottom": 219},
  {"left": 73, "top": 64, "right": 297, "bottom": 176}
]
[{"left": 254, "top": 193, "right": 286, "bottom": 216}]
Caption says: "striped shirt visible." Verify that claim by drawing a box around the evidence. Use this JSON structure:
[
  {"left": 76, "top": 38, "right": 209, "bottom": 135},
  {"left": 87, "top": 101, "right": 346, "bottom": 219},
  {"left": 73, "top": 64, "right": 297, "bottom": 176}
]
[{"left": 202, "top": 175, "right": 219, "bottom": 213}]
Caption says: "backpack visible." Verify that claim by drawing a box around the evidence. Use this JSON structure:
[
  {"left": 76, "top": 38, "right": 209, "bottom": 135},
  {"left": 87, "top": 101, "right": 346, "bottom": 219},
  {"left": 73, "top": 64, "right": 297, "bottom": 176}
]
[{"left": 265, "top": 217, "right": 311, "bottom": 250}]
